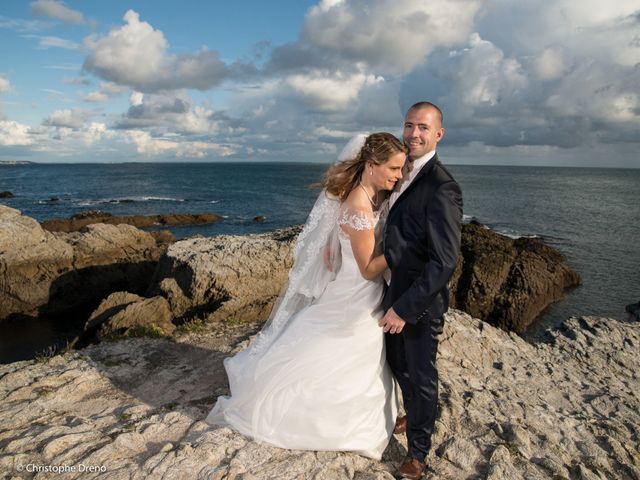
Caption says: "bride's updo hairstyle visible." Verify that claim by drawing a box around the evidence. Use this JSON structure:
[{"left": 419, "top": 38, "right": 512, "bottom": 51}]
[{"left": 322, "top": 132, "right": 407, "bottom": 201}]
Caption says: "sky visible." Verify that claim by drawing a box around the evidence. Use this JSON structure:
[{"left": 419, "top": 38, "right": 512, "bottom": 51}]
[{"left": 0, "top": 0, "right": 639, "bottom": 167}]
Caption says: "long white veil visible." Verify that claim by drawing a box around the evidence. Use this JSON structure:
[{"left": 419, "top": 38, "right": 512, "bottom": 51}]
[{"left": 248, "top": 133, "right": 368, "bottom": 356}]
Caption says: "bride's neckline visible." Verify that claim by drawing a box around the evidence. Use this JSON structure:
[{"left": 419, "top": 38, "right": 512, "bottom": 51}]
[{"left": 358, "top": 182, "right": 379, "bottom": 210}]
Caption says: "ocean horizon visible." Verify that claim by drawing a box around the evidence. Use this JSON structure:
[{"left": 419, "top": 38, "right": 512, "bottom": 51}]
[{"left": 1, "top": 162, "right": 638, "bottom": 362}]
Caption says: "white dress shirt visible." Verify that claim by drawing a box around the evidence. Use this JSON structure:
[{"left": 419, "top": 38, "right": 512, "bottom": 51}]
[{"left": 389, "top": 149, "right": 437, "bottom": 209}]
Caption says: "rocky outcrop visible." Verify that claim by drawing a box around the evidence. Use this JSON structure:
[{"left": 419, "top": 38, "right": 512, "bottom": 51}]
[
  {"left": 41, "top": 211, "right": 222, "bottom": 233},
  {"left": 1, "top": 205, "right": 579, "bottom": 336},
  {"left": 449, "top": 222, "right": 582, "bottom": 332},
  {"left": 0, "top": 205, "right": 160, "bottom": 322},
  {"left": 626, "top": 301, "right": 640, "bottom": 321},
  {"left": 149, "top": 227, "right": 301, "bottom": 323},
  {"left": 0, "top": 191, "right": 14, "bottom": 198},
  {"left": 149, "top": 223, "right": 579, "bottom": 332},
  {"left": 84, "top": 292, "right": 175, "bottom": 341},
  {"left": 0, "top": 312, "right": 637, "bottom": 479}
]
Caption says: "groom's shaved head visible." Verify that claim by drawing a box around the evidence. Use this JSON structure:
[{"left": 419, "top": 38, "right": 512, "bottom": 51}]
[{"left": 408, "top": 102, "right": 443, "bottom": 127}]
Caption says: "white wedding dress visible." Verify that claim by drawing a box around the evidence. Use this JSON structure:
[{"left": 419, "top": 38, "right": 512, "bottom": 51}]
[{"left": 205, "top": 202, "right": 398, "bottom": 459}]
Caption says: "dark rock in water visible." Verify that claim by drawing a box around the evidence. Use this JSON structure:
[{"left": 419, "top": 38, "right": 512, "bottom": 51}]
[
  {"left": 49, "top": 197, "right": 59, "bottom": 202},
  {"left": 253, "top": 215, "right": 266, "bottom": 222},
  {"left": 0, "top": 191, "right": 14, "bottom": 198},
  {"left": 71, "top": 210, "right": 113, "bottom": 220},
  {"left": 41, "top": 212, "right": 221, "bottom": 232},
  {"left": 626, "top": 301, "right": 640, "bottom": 321},
  {"left": 448, "top": 222, "right": 581, "bottom": 333}
]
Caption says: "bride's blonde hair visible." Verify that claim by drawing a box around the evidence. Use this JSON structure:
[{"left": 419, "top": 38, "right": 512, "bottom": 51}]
[{"left": 322, "top": 132, "right": 407, "bottom": 201}]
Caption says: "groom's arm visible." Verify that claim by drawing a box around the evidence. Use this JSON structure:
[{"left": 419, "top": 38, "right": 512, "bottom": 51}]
[{"left": 393, "top": 180, "right": 462, "bottom": 325}]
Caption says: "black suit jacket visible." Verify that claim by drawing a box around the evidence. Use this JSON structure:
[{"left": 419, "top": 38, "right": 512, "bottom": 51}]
[{"left": 382, "top": 154, "right": 463, "bottom": 325}]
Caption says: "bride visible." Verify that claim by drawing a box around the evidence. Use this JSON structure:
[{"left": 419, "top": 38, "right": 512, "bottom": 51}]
[{"left": 206, "top": 132, "right": 407, "bottom": 459}]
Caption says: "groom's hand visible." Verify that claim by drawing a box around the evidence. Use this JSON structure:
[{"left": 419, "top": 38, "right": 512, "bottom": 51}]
[{"left": 379, "top": 307, "right": 406, "bottom": 334}]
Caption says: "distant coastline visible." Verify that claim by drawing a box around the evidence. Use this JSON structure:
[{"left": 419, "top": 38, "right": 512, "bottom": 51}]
[{"left": 0, "top": 160, "right": 36, "bottom": 165}]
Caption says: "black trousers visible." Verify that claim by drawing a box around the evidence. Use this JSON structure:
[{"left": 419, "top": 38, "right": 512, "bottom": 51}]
[{"left": 385, "top": 316, "right": 444, "bottom": 462}]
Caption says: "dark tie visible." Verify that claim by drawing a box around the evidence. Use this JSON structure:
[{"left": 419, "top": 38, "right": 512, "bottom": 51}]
[{"left": 394, "top": 158, "right": 414, "bottom": 194}]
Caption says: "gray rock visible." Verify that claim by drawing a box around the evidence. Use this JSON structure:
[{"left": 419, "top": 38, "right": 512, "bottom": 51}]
[
  {"left": 1, "top": 312, "right": 637, "bottom": 479},
  {"left": 149, "top": 226, "right": 301, "bottom": 324},
  {"left": 84, "top": 292, "right": 175, "bottom": 339}
]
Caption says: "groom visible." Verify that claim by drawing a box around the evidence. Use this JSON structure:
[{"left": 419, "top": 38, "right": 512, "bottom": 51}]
[{"left": 379, "top": 102, "right": 463, "bottom": 479}]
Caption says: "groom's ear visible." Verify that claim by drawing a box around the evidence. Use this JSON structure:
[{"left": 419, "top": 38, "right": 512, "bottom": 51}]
[{"left": 435, "top": 128, "right": 445, "bottom": 143}]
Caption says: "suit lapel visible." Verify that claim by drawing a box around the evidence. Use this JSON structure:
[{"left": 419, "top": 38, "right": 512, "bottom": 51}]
[{"left": 389, "top": 153, "right": 439, "bottom": 215}]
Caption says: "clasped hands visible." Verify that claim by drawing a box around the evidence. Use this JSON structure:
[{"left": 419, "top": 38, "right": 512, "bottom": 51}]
[{"left": 378, "top": 307, "right": 406, "bottom": 334}]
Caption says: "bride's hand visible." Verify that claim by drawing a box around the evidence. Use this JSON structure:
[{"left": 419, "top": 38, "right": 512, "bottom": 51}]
[{"left": 322, "top": 246, "right": 334, "bottom": 272}]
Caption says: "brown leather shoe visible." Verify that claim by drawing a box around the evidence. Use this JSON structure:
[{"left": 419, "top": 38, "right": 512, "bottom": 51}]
[
  {"left": 397, "top": 456, "right": 424, "bottom": 479},
  {"left": 393, "top": 415, "right": 407, "bottom": 434}
]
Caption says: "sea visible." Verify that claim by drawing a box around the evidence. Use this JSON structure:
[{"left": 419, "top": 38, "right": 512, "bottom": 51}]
[{"left": 1, "top": 162, "right": 638, "bottom": 363}]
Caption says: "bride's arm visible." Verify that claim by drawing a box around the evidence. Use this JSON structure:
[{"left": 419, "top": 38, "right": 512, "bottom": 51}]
[{"left": 344, "top": 227, "right": 388, "bottom": 280}]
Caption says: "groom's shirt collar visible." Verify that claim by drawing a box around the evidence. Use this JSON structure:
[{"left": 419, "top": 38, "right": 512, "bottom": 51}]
[
  {"left": 408, "top": 149, "right": 436, "bottom": 174},
  {"left": 389, "top": 149, "right": 437, "bottom": 209}
]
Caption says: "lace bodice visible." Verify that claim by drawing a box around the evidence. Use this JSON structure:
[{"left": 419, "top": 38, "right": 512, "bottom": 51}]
[
  {"left": 337, "top": 208, "right": 380, "bottom": 233},
  {"left": 336, "top": 201, "right": 388, "bottom": 267}
]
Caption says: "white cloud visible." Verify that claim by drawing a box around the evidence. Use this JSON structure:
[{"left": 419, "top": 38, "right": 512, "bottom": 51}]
[
  {"left": 81, "top": 81, "right": 129, "bottom": 103},
  {"left": 81, "top": 91, "right": 108, "bottom": 103},
  {"left": 116, "top": 92, "right": 220, "bottom": 135},
  {"left": 285, "top": 70, "right": 383, "bottom": 111},
  {"left": 0, "top": 16, "right": 51, "bottom": 33},
  {"left": 124, "top": 130, "right": 236, "bottom": 158},
  {"left": 37, "top": 35, "right": 80, "bottom": 50},
  {"left": 81, "top": 122, "right": 113, "bottom": 145},
  {"left": 545, "top": 63, "right": 640, "bottom": 123},
  {"left": 0, "top": 120, "right": 32, "bottom": 146},
  {"left": 454, "top": 34, "right": 528, "bottom": 108},
  {"left": 30, "top": 0, "right": 87, "bottom": 25},
  {"left": 302, "top": 0, "right": 483, "bottom": 74},
  {"left": 83, "top": 10, "right": 228, "bottom": 92},
  {"left": 533, "top": 47, "right": 566, "bottom": 81},
  {"left": 43, "top": 108, "right": 90, "bottom": 129},
  {"left": 0, "top": 75, "right": 10, "bottom": 93},
  {"left": 100, "top": 81, "right": 129, "bottom": 95},
  {"left": 130, "top": 91, "right": 143, "bottom": 106}
]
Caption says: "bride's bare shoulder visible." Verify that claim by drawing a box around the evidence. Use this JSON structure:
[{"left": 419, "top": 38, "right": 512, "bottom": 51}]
[{"left": 342, "top": 187, "right": 372, "bottom": 212}]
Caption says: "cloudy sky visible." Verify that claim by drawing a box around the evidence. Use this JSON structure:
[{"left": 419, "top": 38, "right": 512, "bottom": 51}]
[{"left": 0, "top": 0, "right": 639, "bottom": 166}]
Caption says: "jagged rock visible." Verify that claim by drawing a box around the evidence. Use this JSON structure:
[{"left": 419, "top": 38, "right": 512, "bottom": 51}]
[
  {"left": 0, "top": 312, "right": 637, "bottom": 479},
  {"left": 448, "top": 223, "right": 581, "bottom": 332},
  {"left": 626, "top": 301, "right": 640, "bottom": 321},
  {"left": 0, "top": 205, "right": 159, "bottom": 322},
  {"left": 41, "top": 212, "right": 222, "bottom": 233},
  {"left": 85, "top": 291, "right": 146, "bottom": 331},
  {"left": 149, "top": 226, "right": 301, "bottom": 323},
  {"left": 149, "top": 222, "right": 579, "bottom": 332},
  {"left": 0, "top": 191, "right": 14, "bottom": 198},
  {"left": 157, "top": 278, "right": 192, "bottom": 319},
  {"left": 91, "top": 294, "right": 175, "bottom": 339},
  {"left": 149, "top": 230, "right": 177, "bottom": 250},
  {"left": 1, "top": 203, "right": 580, "bottom": 334},
  {"left": 253, "top": 215, "right": 266, "bottom": 222}
]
